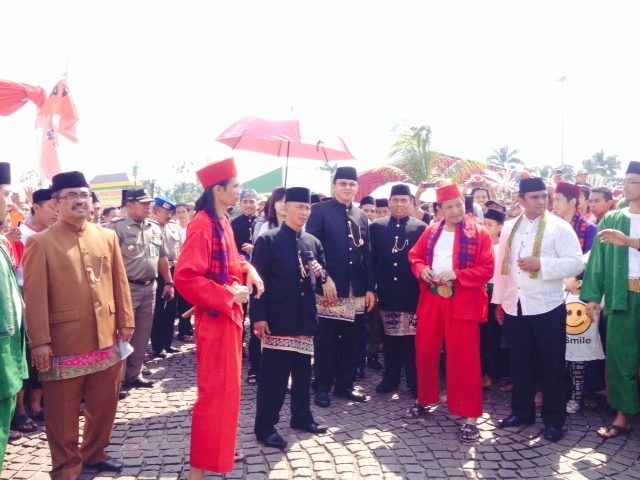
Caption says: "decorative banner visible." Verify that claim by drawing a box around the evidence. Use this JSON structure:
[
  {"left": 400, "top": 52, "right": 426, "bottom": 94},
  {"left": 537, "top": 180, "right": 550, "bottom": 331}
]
[
  {"left": 0, "top": 80, "right": 46, "bottom": 116},
  {"left": 35, "top": 74, "right": 79, "bottom": 180}
]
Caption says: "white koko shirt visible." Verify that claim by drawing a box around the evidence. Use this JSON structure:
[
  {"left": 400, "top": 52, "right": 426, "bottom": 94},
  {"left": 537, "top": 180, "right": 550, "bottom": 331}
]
[{"left": 492, "top": 212, "right": 584, "bottom": 316}]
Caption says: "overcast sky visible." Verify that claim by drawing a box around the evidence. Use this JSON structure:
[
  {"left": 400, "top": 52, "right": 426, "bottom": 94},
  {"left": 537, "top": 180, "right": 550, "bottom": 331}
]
[{"left": 1, "top": 1, "right": 638, "bottom": 190}]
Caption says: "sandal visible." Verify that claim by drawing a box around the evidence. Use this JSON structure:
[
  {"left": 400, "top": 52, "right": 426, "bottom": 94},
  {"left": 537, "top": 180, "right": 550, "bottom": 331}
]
[
  {"left": 11, "top": 413, "right": 39, "bottom": 433},
  {"left": 234, "top": 451, "right": 245, "bottom": 463},
  {"left": 31, "top": 409, "right": 45, "bottom": 422},
  {"left": 460, "top": 424, "right": 480, "bottom": 443},
  {"left": 597, "top": 424, "right": 632, "bottom": 440},
  {"left": 405, "top": 403, "right": 427, "bottom": 419},
  {"left": 247, "top": 373, "right": 258, "bottom": 386}
]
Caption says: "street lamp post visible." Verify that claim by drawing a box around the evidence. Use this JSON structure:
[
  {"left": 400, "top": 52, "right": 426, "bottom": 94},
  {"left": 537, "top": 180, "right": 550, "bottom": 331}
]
[{"left": 558, "top": 76, "right": 567, "bottom": 167}]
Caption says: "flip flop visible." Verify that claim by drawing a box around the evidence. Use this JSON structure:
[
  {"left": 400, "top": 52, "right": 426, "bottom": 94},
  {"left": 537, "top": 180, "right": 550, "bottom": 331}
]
[
  {"left": 234, "top": 452, "right": 245, "bottom": 463},
  {"left": 405, "top": 403, "right": 427, "bottom": 419},
  {"left": 11, "top": 413, "right": 39, "bottom": 433},
  {"left": 597, "top": 424, "right": 632, "bottom": 440},
  {"left": 460, "top": 424, "right": 480, "bottom": 443}
]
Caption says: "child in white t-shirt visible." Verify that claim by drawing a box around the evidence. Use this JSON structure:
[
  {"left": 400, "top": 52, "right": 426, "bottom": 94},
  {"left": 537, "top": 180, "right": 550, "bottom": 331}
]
[{"left": 564, "top": 270, "right": 605, "bottom": 413}]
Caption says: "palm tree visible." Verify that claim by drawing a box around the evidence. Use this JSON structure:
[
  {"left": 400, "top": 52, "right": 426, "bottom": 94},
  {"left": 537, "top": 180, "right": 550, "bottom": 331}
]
[
  {"left": 487, "top": 146, "right": 524, "bottom": 169},
  {"left": 373, "top": 125, "right": 486, "bottom": 185}
]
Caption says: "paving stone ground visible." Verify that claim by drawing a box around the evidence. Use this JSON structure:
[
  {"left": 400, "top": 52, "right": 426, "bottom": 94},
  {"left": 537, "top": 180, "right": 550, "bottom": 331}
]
[{"left": 3, "top": 335, "right": 640, "bottom": 479}]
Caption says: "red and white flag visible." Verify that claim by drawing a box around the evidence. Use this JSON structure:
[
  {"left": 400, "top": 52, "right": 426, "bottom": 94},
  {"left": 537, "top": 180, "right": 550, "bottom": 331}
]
[{"left": 35, "top": 74, "right": 79, "bottom": 180}]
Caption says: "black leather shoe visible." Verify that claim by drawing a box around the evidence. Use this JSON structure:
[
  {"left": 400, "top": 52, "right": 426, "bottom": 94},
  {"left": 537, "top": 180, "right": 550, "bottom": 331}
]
[
  {"left": 367, "top": 355, "right": 383, "bottom": 370},
  {"left": 259, "top": 432, "right": 287, "bottom": 449},
  {"left": 334, "top": 389, "right": 367, "bottom": 402},
  {"left": 375, "top": 383, "right": 398, "bottom": 394},
  {"left": 153, "top": 350, "right": 167, "bottom": 358},
  {"left": 123, "top": 378, "right": 155, "bottom": 389},
  {"left": 118, "top": 391, "right": 129, "bottom": 400},
  {"left": 499, "top": 415, "right": 535, "bottom": 428},
  {"left": 544, "top": 426, "right": 563, "bottom": 442},
  {"left": 85, "top": 457, "right": 124, "bottom": 472},
  {"left": 315, "top": 392, "right": 331, "bottom": 408},
  {"left": 355, "top": 367, "right": 365, "bottom": 379},
  {"left": 165, "top": 347, "right": 180, "bottom": 353},
  {"left": 291, "top": 422, "right": 328, "bottom": 434}
]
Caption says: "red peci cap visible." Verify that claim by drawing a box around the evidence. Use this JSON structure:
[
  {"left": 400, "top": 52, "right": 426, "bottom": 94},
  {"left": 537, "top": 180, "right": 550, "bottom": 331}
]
[
  {"left": 436, "top": 184, "right": 463, "bottom": 203},
  {"left": 555, "top": 181, "right": 581, "bottom": 199},
  {"left": 196, "top": 158, "right": 238, "bottom": 189}
]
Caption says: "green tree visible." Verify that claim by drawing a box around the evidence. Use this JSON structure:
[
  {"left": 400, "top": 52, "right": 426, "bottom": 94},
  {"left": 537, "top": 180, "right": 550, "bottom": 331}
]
[
  {"left": 582, "top": 150, "right": 621, "bottom": 179},
  {"left": 374, "top": 125, "right": 485, "bottom": 185},
  {"left": 317, "top": 162, "right": 338, "bottom": 175},
  {"left": 19, "top": 169, "right": 40, "bottom": 188},
  {"left": 487, "top": 146, "right": 524, "bottom": 169}
]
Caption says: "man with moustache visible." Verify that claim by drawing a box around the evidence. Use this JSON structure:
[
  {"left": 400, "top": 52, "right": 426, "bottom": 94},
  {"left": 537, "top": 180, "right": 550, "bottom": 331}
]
[
  {"left": 24, "top": 171, "right": 134, "bottom": 477},
  {"left": 150, "top": 196, "right": 182, "bottom": 358},
  {"left": 493, "top": 177, "right": 583, "bottom": 442},
  {"left": 306, "top": 166, "right": 376, "bottom": 407},
  {"left": 408, "top": 184, "right": 494, "bottom": 442},
  {"left": 251, "top": 187, "right": 328, "bottom": 449},
  {"left": 108, "top": 188, "right": 175, "bottom": 389},
  {"left": 0, "top": 162, "right": 29, "bottom": 471},
  {"left": 581, "top": 161, "right": 640, "bottom": 439},
  {"left": 370, "top": 184, "right": 426, "bottom": 396}
]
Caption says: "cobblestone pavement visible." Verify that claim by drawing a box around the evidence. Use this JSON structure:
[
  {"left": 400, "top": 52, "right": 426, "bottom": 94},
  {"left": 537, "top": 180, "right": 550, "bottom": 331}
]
[{"left": 3, "top": 338, "right": 640, "bottom": 480}]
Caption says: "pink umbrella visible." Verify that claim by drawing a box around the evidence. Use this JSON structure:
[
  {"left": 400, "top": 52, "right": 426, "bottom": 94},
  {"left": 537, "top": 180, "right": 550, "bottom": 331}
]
[{"left": 215, "top": 115, "right": 356, "bottom": 185}]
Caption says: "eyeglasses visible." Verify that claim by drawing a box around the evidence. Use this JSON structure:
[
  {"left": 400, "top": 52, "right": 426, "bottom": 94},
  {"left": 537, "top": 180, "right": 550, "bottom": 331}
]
[
  {"left": 336, "top": 181, "right": 358, "bottom": 188},
  {"left": 622, "top": 180, "right": 640, "bottom": 187},
  {"left": 58, "top": 192, "right": 91, "bottom": 201}
]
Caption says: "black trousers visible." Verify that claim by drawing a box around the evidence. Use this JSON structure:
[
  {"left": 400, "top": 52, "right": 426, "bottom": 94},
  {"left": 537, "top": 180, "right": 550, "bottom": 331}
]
[
  {"left": 254, "top": 348, "right": 314, "bottom": 439},
  {"left": 503, "top": 302, "right": 567, "bottom": 428},
  {"left": 312, "top": 314, "right": 363, "bottom": 393},
  {"left": 175, "top": 290, "right": 193, "bottom": 338},
  {"left": 247, "top": 313, "right": 262, "bottom": 375},
  {"left": 481, "top": 289, "right": 509, "bottom": 379},
  {"left": 381, "top": 334, "right": 417, "bottom": 391},
  {"left": 150, "top": 275, "right": 177, "bottom": 353}
]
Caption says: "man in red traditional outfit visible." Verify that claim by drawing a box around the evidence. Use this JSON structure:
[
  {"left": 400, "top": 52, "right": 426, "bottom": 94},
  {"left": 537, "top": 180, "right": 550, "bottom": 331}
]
[
  {"left": 174, "top": 158, "right": 264, "bottom": 479},
  {"left": 407, "top": 184, "right": 494, "bottom": 442}
]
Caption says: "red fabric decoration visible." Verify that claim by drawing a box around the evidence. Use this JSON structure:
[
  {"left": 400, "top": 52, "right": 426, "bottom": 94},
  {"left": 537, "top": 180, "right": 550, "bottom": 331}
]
[{"left": 0, "top": 80, "right": 46, "bottom": 116}]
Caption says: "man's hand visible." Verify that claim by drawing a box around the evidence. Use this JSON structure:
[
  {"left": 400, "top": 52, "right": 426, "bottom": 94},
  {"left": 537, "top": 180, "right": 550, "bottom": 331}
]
[
  {"left": 365, "top": 291, "right": 376, "bottom": 313},
  {"left": 118, "top": 327, "right": 134, "bottom": 342},
  {"left": 495, "top": 305, "right": 505, "bottom": 326},
  {"left": 162, "top": 284, "right": 175, "bottom": 300},
  {"left": 231, "top": 281, "right": 250, "bottom": 303},
  {"left": 322, "top": 276, "right": 337, "bottom": 303},
  {"left": 246, "top": 268, "right": 264, "bottom": 299},
  {"left": 517, "top": 256, "right": 541, "bottom": 273},
  {"left": 4, "top": 228, "right": 22, "bottom": 243},
  {"left": 420, "top": 267, "right": 436, "bottom": 284},
  {"left": 241, "top": 243, "right": 254, "bottom": 255},
  {"left": 586, "top": 302, "right": 601, "bottom": 322},
  {"left": 309, "top": 260, "right": 323, "bottom": 277},
  {"left": 253, "top": 320, "right": 270, "bottom": 340},
  {"left": 31, "top": 344, "right": 53, "bottom": 373},
  {"left": 434, "top": 270, "right": 457, "bottom": 287},
  {"left": 598, "top": 229, "right": 632, "bottom": 247}
]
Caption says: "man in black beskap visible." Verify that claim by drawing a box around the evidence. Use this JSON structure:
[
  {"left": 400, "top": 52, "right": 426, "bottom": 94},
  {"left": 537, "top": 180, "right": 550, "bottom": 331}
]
[
  {"left": 370, "top": 184, "right": 427, "bottom": 396},
  {"left": 251, "top": 187, "right": 328, "bottom": 449},
  {"left": 306, "top": 166, "right": 376, "bottom": 408}
]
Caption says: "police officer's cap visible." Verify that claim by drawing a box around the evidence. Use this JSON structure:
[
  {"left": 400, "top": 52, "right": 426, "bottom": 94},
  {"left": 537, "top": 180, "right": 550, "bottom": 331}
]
[
  {"left": 155, "top": 196, "right": 177, "bottom": 211},
  {"left": 126, "top": 188, "right": 154, "bottom": 203}
]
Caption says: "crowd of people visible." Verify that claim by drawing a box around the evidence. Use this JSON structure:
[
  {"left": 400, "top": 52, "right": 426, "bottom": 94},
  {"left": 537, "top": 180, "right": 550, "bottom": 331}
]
[{"left": 1, "top": 157, "right": 639, "bottom": 479}]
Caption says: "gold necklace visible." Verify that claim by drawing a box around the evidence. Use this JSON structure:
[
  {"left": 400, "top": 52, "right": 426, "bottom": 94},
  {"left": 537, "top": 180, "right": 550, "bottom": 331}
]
[
  {"left": 348, "top": 220, "right": 364, "bottom": 247},
  {"left": 392, "top": 236, "right": 409, "bottom": 253},
  {"left": 86, "top": 256, "right": 106, "bottom": 284},
  {"left": 297, "top": 251, "right": 309, "bottom": 279}
]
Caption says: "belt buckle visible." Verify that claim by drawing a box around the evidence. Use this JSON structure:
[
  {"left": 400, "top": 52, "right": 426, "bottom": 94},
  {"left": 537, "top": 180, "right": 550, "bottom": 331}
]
[
  {"left": 144, "top": 280, "right": 152, "bottom": 286},
  {"left": 430, "top": 284, "right": 454, "bottom": 298}
]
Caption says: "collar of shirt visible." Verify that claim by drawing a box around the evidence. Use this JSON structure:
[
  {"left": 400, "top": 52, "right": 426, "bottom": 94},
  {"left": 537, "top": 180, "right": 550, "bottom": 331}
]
[{"left": 281, "top": 222, "right": 302, "bottom": 239}]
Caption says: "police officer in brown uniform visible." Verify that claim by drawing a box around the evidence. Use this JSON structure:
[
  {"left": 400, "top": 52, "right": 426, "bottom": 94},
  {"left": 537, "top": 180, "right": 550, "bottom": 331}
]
[
  {"left": 108, "top": 188, "right": 174, "bottom": 388},
  {"left": 150, "top": 196, "right": 182, "bottom": 357}
]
